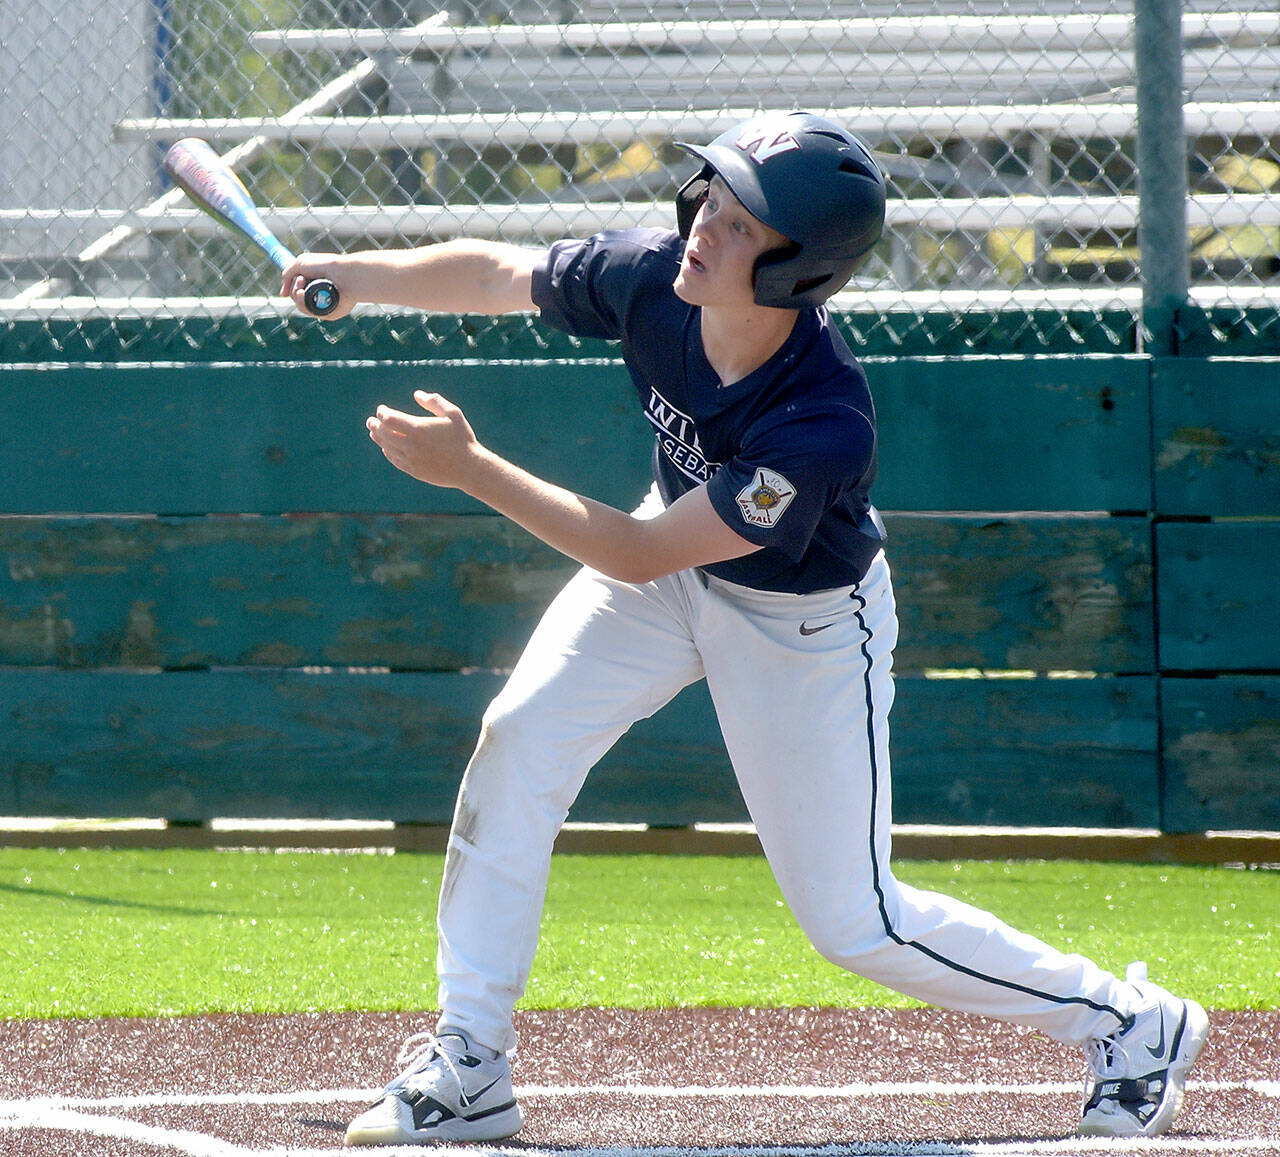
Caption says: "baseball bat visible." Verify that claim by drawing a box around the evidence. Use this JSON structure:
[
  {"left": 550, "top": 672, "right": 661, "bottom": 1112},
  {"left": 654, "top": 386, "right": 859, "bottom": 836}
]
[{"left": 162, "top": 137, "right": 339, "bottom": 316}]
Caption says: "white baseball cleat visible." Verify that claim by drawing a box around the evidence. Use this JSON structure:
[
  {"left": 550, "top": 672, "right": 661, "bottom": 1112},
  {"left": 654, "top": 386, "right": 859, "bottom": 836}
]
[
  {"left": 344, "top": 1030, "right": 523, "bottom": 1147},
  {"left": 1078, "top": 961, "right": 1210, "bottom": 1138}
]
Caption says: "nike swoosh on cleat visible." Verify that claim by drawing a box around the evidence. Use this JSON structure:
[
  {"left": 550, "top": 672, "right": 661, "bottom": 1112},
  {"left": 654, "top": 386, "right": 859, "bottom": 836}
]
[
  {"left": 799, "top": 621, "right": 836, "bottom": 636},
  {"left": 1145, "top": 1008, "right": 1168, "bottom": 1060},
  {"left": 460, "top": 1077, "right": 504, "bottom": 1108}
]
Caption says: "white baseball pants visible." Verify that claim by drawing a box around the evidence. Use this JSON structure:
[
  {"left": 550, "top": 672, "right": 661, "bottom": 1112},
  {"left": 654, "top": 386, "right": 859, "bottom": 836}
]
[{"left": 435, "top": 518, "right": 1133, "bottom": 1056}]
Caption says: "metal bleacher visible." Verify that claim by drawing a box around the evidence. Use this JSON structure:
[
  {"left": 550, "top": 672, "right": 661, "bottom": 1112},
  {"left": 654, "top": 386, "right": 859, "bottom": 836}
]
[{"left": 108, "top": 1, "right": 1280, "bottom": 304}]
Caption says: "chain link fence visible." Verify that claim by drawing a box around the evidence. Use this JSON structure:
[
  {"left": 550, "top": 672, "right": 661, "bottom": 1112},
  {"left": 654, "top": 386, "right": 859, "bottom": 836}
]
[{"left": 2, "top": 0, "right": 1279, "bottom": 357}]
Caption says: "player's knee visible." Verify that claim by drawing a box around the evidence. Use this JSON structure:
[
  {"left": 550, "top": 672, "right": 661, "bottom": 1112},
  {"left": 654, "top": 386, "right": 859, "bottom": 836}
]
[
  {"left": 460, "top": 702, "right": 577, "bottom": 815},
  {"left": 794, "top": 898, "right": 895, "bottom": 969},
  {"left": 460, "top": 710, "right": 526, "bottom": 795}
]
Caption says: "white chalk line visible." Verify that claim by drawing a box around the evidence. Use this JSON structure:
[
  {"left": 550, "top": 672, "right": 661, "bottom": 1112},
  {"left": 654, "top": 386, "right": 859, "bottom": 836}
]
[
  {"left": 1, "top": 1111, "right": 1278, "bottom": 1157},
  {"left": 1, "top": 1081, "right": 1277, "bottom": 1157},
  {"left": 1, "top": 1078, "right": 1277, "bottom": 1112},
  {"left": 0, "top": 1105, "right": 252, "bottom": 1156}
]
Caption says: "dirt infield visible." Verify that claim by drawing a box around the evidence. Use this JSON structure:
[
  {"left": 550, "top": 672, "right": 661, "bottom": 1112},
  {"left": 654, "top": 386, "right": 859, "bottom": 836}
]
[{"left": 3, "top": 1007, "right": 1279, "bottom": 1156}]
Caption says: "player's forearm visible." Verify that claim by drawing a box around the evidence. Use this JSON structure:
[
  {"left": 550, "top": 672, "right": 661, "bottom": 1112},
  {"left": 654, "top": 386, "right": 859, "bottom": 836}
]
[
  {"left": 366, "top": 392, "right": 758, "bottom": 580},
  {"left": 305, "top": 241, "right": 538, "bottom": 314},
  {"left": 460, "top": 447, "right": 674, "bottom": 584}
]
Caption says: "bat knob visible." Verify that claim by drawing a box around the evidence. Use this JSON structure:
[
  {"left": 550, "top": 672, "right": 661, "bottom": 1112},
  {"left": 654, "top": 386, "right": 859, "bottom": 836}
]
[{"left": 303, "top": 279, "right": 339, "bottom": 316}]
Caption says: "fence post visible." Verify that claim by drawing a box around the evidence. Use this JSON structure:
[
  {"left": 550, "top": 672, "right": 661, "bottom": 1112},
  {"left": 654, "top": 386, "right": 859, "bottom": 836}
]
[{"left": 1134, "top": 0, "right": 1189, "bottom": 355}]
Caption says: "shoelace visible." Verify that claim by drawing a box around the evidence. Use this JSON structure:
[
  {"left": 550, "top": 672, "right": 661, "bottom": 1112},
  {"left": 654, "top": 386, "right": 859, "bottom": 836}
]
[
  {"left": 393, "top": 1031, "right": 465, "bottom": 1086},
  {"left": 1084, "top": 1006, "right": 1145, "bottom": 1083},
  {"left": 1084, "top": 1033, "right": 1120, "bottom": 1078},
  {"left": 1086, "top": 962, "right": 1150, "bottom": 1081}
]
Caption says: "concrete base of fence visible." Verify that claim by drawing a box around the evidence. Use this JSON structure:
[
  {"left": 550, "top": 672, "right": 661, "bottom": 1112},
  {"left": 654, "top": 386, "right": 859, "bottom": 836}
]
[{"left": 2, "top": 818, "right": 1278, "bottom": 866}]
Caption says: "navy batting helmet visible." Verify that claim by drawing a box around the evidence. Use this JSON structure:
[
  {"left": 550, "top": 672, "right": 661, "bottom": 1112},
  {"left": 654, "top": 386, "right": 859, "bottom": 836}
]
[{"left": 675, "top": 111, "right": 886, "bottom": 309}]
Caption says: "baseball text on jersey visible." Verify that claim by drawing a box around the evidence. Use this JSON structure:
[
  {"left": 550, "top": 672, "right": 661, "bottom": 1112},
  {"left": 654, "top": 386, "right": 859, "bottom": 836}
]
[{"left": 644, "top": 386, "right": 719, "bottom": 484}]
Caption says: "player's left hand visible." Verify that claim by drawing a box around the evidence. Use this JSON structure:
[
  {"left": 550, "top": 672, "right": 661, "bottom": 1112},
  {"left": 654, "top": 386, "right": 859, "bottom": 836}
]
[{"left": 366, "top": 390, "right": 479, "bottom": 490}]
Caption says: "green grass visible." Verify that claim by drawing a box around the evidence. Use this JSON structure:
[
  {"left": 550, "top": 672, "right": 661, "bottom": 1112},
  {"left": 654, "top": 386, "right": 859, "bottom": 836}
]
[{"left": 1, "top": 848, "right": 1277, "bottom": 1019}]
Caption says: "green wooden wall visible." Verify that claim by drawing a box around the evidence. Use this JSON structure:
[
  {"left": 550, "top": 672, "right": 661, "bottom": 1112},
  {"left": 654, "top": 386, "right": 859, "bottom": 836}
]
[{"left": 1, "top": 353, "right": 1277, "bottom": 833}]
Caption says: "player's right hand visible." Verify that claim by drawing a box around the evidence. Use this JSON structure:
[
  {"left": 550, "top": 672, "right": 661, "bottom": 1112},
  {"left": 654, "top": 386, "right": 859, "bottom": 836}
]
[{"left": 281, "top": 253, "right": 353, "bottom": 319}]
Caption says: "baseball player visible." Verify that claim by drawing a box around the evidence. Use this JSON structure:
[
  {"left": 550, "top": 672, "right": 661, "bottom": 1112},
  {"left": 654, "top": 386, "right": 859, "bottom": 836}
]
[{"left": 282, "top": 111, "right": 1208, "bottom": 1147}]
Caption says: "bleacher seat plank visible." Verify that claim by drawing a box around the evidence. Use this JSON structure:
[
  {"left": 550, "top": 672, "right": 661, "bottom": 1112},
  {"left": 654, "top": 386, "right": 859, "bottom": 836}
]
[
  {"left": 890, "top": 672, "right": 1160, "bottom": 829},
  {"left": 1160, "top": 676, "right": 1280, "bottom": 834},
  {"left": 866, "top": 354, "right": 1150, "bottom": 513},
  {"left": 0, "top": 513, "right": 575, "bottom": 673},
  {"left": 249, "top": 12, "right": 1280, "bottom": 57},
  {"left": 0, "top": 511, "right": 1149, "bottom": 675},
  {"left": 112, "top": 102, "right": 1280, "bottom": 148},
  {"left": 888, "top": 514, "right": 1152, "bottom": 674},
  {"left": 0, "top": 361, "right": 654, "bottom": 516},
  {"left": 2, "top": 357, "right": 1151, "bottom": 516},
  {"left": 1152, "top": 357, "right": 1280, "bottom": 518},
  {"left": 70, "top": 193, "right": 1278, "bottom": 248},
  {"left": 1156, "top": 521, "right": 1280, "bottom": 673},
  {"left": 0, "top": 667, "right": 1158, "bottom": 828}
]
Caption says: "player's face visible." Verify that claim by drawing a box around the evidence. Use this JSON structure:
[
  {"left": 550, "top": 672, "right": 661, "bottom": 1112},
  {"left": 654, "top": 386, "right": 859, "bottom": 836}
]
[{"left": 674, "top": 176, "right": 790, "bottom": 308}]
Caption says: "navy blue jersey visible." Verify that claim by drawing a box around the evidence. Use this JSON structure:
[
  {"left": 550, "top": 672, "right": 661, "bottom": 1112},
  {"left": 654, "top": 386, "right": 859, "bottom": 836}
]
[{"left": 531, "top": 228, "right": 886, "bottom": 594}]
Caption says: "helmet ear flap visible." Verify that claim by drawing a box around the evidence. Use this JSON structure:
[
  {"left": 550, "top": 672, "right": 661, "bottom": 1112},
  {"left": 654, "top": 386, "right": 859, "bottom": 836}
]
[
  {"left": 751, "top": 242, "right": 807, "bottom": 307},
  {"left": 676, "top": 166, "right": 713, "bottom": 238}
]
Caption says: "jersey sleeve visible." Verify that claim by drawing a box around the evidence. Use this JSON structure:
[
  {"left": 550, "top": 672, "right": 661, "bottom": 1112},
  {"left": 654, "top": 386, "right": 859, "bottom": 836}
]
[
  {"left": 529, "top": 230, "right": 643, "bottom": 339},
  {"left": 532, "top": 228, "right": 683, "bottom": 342},
  {"left": 705, "top": 405, "right": 876, "bottom": 561}
]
